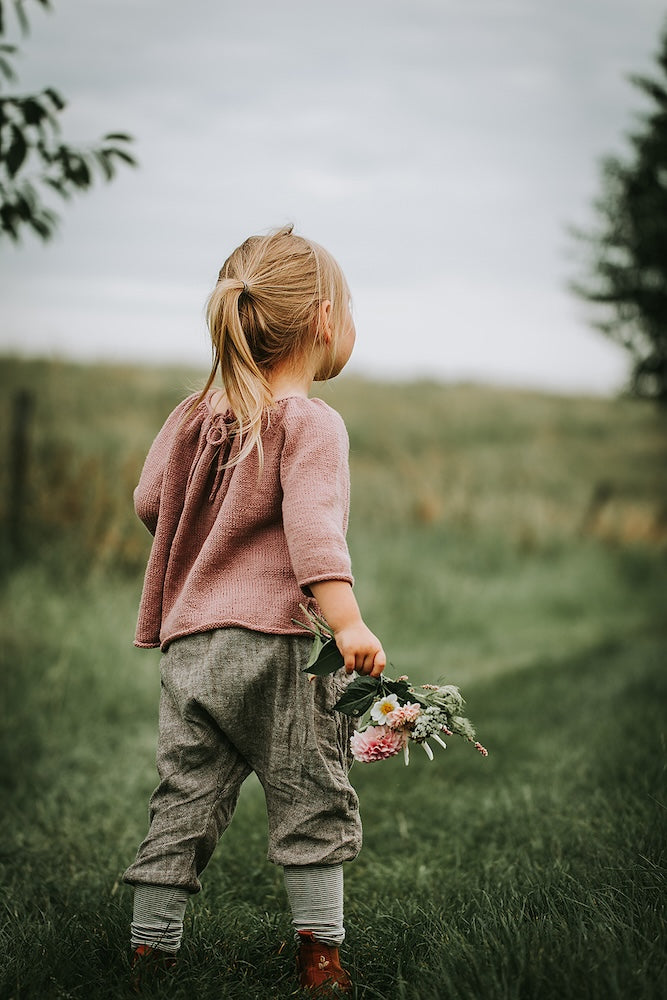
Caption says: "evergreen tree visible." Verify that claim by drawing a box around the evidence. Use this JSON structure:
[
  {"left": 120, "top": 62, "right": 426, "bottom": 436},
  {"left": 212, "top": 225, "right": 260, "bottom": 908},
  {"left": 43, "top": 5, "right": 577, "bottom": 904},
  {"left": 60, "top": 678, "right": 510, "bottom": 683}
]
[
  {"left": 572, "top": 26, "right": 667, "bottom": 402},
  {"left": 0, "top": 0, "right": 136, "bottom": 242}
]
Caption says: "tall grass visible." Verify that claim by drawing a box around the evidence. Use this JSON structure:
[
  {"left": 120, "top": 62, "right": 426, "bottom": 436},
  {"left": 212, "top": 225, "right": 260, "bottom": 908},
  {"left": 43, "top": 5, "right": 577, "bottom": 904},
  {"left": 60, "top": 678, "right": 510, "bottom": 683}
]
[
  {"left": 2, "top": 358, "right": 666, "bottom": 574},
  {"left": 1, "top": 358, "right": 665, "bottom": 998},
  {"left": 1, "top": 568, "right": 663, "bottom": 999}
]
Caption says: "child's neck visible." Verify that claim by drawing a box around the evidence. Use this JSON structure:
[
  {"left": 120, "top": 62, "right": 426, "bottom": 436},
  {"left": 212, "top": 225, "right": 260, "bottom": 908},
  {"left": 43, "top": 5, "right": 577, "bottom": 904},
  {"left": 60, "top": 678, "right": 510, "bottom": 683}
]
[{"left": 268, "top": 365, "right": 313, "bottom": 401}]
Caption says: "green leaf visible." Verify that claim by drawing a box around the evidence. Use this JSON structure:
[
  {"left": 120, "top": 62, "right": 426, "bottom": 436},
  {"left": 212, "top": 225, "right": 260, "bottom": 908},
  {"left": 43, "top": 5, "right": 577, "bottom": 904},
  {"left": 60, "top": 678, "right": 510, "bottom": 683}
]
[
  {"left": 14, "top": 0, "right": 29, "bottom": 35},
  {"left": 334, "top": 675, "right": 381, "bottom": 717},
  {"left": 380, "top": 678, "right": 412, "bottom": 701},
  {"left": 0, "top": 206, "right": 19, "bottom": 239},
  {"left": 104, "top": 146, "right": 137, "bottom": 167},
  {"left": 305, "top": 632, "right": 323, "bottom": 669},
  {"left": 61, "top": 151, "right": 90, "bottom": 187},
  {"left": 44, "top": 175, "right": 70, "bottom": 199},
  {"left": 6, "top": 123, "right": 27, "bottom": 176},
  {"left": 29, "top": 212, "right": 55, "bottom": 239},
  {"left": 93, "top": 149, "right": 113, "bottom": 181},
  {"left": 304, "top": 638, "right": 345, "bottom": 676},
  {"left": 43, "top": 87, "right": 65, "bottom": 112},
  {"left": 21, "top": 96, "right": 45, "bottom": 125},
  {"left": 0, "top": 45, "right": 18, "bottom": 84}
]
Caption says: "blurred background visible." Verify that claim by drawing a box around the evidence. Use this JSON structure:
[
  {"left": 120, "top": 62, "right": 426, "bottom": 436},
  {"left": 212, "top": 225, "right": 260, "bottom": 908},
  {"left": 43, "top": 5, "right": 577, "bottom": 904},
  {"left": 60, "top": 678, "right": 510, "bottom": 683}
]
[
  {"left": 2, "top": 0, "right": 666, "bottom": 390},
  {"left": 1, "top": 3, "right": 666, "bottom": 998}
]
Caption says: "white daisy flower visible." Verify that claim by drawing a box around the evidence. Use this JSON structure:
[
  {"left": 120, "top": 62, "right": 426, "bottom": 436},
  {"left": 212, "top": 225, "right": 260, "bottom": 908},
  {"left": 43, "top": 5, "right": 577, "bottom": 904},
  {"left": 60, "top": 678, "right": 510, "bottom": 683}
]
[{"left": 370, "top": 693, "right": 401, "bottom": 724}]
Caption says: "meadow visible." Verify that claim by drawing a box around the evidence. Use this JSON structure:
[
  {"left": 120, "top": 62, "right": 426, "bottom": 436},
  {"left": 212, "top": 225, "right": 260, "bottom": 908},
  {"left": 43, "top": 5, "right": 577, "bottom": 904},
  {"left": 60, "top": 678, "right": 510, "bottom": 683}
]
[{"left": 0, "top": 357, "right": 665, "bottom": 999}]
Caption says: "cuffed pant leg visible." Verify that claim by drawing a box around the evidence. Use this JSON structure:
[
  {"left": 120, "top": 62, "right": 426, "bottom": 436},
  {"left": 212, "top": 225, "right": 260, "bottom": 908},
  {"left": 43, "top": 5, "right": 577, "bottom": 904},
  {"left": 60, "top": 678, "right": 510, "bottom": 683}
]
[
  {"left": 131, "top": 883, "right": 190, "bottom": 953},
  {"left": 283, "top": 863, "right": 345, "bottom": 946}
]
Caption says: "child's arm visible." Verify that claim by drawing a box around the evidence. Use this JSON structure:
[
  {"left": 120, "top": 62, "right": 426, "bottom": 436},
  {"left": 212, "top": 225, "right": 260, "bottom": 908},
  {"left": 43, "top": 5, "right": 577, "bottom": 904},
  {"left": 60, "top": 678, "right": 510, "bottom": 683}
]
[{"left": 310, "top": 580, "right": 386, "bottom": 678}]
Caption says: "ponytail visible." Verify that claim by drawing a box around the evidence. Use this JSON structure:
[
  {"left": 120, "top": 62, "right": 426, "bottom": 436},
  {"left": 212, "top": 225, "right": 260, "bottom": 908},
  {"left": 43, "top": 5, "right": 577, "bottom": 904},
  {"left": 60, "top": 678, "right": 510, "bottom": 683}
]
[{"left": 201, "top": 278, "right": 272, "bottom": 471}]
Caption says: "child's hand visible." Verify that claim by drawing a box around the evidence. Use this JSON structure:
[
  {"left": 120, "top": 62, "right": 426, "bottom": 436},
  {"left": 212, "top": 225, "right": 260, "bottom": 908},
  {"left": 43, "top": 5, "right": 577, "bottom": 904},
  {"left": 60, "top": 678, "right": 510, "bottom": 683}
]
[
  {"left": 309, "top": 580, "right": 386, "bottom": 677},
  {"left": 335, "top": 623, "right": 386, "bottom": 677}
]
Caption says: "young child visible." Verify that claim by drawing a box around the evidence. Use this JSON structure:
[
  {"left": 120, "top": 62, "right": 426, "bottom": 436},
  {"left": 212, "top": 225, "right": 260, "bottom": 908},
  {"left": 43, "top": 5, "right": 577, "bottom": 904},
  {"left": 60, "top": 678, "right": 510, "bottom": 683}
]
[{"left": 123, "top": 225, "right": 386, "bottom": 993}]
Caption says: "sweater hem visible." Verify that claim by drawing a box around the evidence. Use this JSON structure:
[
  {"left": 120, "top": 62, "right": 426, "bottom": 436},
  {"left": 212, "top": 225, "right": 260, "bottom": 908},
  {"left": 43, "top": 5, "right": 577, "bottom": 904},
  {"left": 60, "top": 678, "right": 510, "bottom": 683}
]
[{"left": 137, "top": 618, "right": 320, "bottom": 653}]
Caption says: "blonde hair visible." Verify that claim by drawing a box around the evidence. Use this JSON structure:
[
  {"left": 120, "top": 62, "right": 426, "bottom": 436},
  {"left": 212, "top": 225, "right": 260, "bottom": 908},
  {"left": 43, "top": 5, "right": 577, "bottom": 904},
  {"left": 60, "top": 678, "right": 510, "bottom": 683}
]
[{"left": 197, "top": 224, "right": 350, "bottom": 470}]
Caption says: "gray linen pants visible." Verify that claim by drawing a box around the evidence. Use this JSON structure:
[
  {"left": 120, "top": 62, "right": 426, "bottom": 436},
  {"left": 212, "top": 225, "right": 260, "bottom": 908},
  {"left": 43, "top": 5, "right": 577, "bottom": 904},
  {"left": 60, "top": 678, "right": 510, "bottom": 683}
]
[{"left": 123, "top": 628, "right": 361, "bottom": 893}]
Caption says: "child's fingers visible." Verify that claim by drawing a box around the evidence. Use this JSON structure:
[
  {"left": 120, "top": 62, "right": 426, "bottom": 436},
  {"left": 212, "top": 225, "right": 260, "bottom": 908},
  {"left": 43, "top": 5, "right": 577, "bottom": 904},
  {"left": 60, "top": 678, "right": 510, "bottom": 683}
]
[
  {"left": 354, "top": 647, "right": 386, "bottom": 676},
  {"left": 337, "top": 628, "right": 386, "bottom": 675},
  {"left": 357, "top": 652, "right": 376, "bottom": 674},
  {"left": 370, "top": 648, "right": 386, "bottom": 678}
]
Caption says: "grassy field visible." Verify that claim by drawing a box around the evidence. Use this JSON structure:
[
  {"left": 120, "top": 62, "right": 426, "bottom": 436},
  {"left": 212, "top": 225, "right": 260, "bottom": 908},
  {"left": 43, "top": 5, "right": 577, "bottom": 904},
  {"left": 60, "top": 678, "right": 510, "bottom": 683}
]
[{"left": 1, "top": 357, "right": 665, "bottom": 999}]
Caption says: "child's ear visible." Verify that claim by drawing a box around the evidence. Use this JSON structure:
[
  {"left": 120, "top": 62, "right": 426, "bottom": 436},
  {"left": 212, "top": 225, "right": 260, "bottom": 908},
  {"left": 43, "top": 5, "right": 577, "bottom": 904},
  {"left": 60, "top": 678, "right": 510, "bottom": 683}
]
[{"left": 317, "top": 300, "right": 333, "bottom": 344}]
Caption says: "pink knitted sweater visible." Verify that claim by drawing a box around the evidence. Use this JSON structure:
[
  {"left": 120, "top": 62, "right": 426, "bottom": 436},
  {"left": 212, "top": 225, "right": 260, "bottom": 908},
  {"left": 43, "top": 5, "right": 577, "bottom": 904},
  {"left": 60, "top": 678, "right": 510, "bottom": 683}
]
[{"left": 133, "top": 392, "right": 354, "bottom": 650}]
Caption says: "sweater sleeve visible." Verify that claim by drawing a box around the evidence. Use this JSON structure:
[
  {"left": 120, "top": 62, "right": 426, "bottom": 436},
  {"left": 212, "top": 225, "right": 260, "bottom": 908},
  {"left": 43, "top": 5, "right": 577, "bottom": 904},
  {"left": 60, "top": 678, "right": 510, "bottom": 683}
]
[
  {"left": 280, "top": 399, "right": 354, "bottom": 592},
  {"left": 134, "top": 395, "right": 198, "bottom": 536}
]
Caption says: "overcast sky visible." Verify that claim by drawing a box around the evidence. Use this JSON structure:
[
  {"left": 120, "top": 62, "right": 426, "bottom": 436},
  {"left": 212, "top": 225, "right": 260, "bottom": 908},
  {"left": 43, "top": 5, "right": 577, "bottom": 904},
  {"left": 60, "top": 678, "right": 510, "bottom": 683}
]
[{"left": 1, "top": 0, "right": 665, "bottom": 393}]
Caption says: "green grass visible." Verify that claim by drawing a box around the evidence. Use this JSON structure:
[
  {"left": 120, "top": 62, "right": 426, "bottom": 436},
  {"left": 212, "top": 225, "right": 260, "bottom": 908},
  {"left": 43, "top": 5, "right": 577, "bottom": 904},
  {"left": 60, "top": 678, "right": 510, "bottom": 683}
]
[
  {"left": 2, "top": 356, "right": 666, "bottom": 574},
  {"left": 1, "top": 358, "right": 665, "bottom": 999},
  {"left": 1, "top": 569, "right": 664, "bottom": 999}
]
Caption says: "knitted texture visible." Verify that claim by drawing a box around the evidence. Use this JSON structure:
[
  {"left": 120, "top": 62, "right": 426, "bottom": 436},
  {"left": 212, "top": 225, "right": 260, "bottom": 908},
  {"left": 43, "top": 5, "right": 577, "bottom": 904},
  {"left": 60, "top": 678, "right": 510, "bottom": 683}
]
[
  {"left": 134, "top": 393, "right": 354, "bottom": 650},
  {"left": 130, "top": 883, "right": 189, "bottom": 953},
  {"left": 283, "top": 864, "right": 345, "bottom": 946}
]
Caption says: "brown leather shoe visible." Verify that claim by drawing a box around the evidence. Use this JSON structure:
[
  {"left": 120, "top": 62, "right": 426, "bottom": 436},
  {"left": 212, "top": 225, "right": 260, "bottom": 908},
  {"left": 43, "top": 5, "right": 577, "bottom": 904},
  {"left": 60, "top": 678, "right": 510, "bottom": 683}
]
[
  {"left": 296, "top": 930, "right": 352, "bottom": 994},
  {"left": 130, "top": 944, "right": 177, "bottom": 992}
]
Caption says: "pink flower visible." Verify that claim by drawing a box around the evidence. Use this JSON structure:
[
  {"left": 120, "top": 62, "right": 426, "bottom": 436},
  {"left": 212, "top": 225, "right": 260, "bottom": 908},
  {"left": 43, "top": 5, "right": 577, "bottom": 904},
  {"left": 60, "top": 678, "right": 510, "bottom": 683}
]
[
  {"left": 350, "top": 725, "right": 405, "bottom": 763},
  {"left": 474, "top": 741, "right": 489, "bottom": 757},
  {"left": 384, "top": 702, "right": 422, "bottom": 729}
]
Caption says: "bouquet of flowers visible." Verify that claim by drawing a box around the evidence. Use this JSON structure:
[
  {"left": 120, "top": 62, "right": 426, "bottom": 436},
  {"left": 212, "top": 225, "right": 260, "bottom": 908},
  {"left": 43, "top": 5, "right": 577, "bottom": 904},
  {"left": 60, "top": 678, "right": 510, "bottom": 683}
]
[{"left": 297, "top": 607, "right": 488, "bottom": 766}]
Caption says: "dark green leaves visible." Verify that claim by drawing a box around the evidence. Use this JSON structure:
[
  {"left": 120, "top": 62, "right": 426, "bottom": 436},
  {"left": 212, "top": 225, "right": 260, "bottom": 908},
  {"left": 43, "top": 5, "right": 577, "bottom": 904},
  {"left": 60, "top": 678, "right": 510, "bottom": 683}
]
[
  {"left": 305, "top": 636, "right": 345, "bottom": 676},
  {"left": 295, "top": 606, "right": 416, "bottom": 722},
  {"left": 0, "top": 1, "right": 52, "bottom": 39},
  {"left": 571, "top": 25, "right": 667, "bottom": 402},
  {"left": 4, "top": 121, "right": 26, "bottom": 174},
  {"left": 43, "top": 87, "right": 64, "bottom": 112},
  {"left": 381, "top": 677, "right": 413, "bottom": 702},
  {"left": 332, "top": 675, "right": 412, "bottom": 718},
  {"left": 0, "top": 43, "right": 17, "bottom": 82},
  {"left": 0, "top": 3, "right": 136, "bottom": 242},
  {"left": 333, "top": 676, "right": 380, "bottom": 717},
  {"left": 295, "top": 605, "right": 343, "bottom": 675}
]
